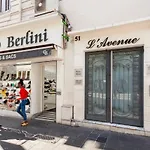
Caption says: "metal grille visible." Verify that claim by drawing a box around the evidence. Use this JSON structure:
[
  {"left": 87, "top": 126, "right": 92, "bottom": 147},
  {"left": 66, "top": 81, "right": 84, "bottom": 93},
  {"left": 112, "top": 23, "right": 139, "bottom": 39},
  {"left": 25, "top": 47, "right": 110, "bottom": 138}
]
[
  {"left": 112, "top": 50, "right": 143, "bottom": 126},
  {"left": 85, "top": 52, "right": 107, "bottom": 121},
  {"left": 85, "top": 48, "right": 143, "bottom": 127}
]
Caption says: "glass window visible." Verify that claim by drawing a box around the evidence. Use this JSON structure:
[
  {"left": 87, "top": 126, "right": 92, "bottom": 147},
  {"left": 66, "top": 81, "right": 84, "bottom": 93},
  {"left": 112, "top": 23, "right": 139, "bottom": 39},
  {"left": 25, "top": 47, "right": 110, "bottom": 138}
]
[
  {"left": 43, "top": 62, "right": 56, "bottom": 112},
  {"left": 0, "top": 0, "right": 10, "bottom": 12},
  {"left": 0, "top": 64, "right": 31, "bottom": 113}
]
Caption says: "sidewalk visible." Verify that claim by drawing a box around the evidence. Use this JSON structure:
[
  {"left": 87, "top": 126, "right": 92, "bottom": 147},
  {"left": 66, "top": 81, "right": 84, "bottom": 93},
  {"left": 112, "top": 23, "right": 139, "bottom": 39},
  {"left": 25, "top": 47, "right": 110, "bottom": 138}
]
[{"left": 1, "top": 116, "right": 150, "bottom": 150}]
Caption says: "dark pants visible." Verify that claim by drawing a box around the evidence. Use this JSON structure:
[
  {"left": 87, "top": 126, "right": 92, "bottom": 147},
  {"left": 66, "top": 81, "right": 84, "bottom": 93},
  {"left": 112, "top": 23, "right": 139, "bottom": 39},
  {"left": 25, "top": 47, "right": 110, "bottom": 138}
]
[{"left": 17, "top": 99, "right": 27, "bottom": 121}]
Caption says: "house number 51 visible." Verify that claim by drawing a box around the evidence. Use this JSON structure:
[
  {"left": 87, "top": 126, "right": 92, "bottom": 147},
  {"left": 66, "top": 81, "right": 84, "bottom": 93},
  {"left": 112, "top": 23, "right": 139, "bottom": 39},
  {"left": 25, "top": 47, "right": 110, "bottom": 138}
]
[{"left": 75, "top": 36, "right": 81, "bottom": 41}]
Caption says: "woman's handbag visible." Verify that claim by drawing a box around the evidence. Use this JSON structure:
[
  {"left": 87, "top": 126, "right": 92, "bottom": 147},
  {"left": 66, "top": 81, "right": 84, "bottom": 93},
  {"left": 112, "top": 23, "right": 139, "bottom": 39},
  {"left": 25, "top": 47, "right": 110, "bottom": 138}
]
[{"left": 26, "top": 98, "right": 30, "bottom": 105}]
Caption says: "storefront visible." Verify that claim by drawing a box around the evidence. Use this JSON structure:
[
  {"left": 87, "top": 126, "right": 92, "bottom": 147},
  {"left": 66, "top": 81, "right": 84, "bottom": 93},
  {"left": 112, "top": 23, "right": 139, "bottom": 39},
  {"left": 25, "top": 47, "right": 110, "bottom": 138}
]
[
  {"left": 63, "top": 20, "right": 150, "bottom": 134},
  {"left": 0, "top": 14, "right": 64, "bottom": 123}
]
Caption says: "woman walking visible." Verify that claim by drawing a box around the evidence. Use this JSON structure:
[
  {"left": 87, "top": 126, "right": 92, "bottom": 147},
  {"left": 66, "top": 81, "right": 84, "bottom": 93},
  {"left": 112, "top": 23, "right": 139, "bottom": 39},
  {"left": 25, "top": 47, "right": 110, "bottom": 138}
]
[{"left": 17, "top": 80, "right": 29, "bottom": 126}]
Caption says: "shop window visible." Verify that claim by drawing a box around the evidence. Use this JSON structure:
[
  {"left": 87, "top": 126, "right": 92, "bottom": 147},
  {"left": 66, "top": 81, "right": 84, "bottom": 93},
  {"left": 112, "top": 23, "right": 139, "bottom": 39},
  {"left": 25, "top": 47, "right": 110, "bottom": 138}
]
[
  {"left": 43, "top": 63, "right": 56, "bottom": 116},
  {"left": 0, "top": 0, "right": 10, "bottom": 13},
  {"left": 0, "top": 65, "right": 31, "bottom": 112}
]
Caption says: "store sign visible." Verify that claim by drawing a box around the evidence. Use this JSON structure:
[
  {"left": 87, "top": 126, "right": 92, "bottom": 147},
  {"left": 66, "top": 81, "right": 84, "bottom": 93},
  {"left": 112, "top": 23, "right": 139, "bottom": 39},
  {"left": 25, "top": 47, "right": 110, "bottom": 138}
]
[
  {"left": 86, "top": 37, "right": 140, "bottom": 49},
  {"left": 0, "top": 48, "right": 51, "bottom": 61},
  {"left": 7, "top": 29, "right": 48, "bottom": 48}
]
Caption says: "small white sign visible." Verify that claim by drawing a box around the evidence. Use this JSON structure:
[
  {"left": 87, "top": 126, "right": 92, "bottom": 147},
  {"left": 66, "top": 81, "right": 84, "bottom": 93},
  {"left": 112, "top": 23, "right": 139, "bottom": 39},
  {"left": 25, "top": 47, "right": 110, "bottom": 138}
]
[
  {"left": 75, "top": 79, "right": 83, "bottom": 85},
  {"left": 75, "top": 69, "right": 83, "bottom": 77}
]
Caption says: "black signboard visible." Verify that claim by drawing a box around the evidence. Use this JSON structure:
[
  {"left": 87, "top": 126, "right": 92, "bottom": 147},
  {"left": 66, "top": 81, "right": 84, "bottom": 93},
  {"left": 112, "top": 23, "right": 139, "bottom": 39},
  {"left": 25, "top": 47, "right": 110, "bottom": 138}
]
[{"left": 0, "top": 48, "right": 51, "bottom": 61}]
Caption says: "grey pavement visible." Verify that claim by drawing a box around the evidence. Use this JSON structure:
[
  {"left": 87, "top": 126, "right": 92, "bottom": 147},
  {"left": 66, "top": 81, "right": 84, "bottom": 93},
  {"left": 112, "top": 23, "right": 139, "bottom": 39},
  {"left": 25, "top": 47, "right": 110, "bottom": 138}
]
[{"left": 0, "top": 116, "right": 150, "bottom": 150}]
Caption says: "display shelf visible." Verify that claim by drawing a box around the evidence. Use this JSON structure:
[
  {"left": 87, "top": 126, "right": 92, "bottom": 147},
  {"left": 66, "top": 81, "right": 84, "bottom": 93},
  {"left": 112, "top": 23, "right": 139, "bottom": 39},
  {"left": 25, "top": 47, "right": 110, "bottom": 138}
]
[{"left": 49, "top": 92, "right": 56, "bottom": 94}]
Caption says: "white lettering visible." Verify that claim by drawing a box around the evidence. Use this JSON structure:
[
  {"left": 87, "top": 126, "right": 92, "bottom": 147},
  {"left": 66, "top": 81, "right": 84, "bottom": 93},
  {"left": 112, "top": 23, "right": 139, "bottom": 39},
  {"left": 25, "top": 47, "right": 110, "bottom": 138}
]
[{"left": 6, "top": 54, "right": 16, "bottom": 60}]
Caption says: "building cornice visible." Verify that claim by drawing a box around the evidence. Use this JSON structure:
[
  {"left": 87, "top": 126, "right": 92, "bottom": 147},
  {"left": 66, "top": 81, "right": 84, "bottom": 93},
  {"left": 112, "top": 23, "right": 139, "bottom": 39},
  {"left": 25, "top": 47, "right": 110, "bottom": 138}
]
[
  {"left": 68, "top": 17, "right": 150, "bottom": 36},
  {"left": 0, "top": 12, "right": 61, "bottom": 31}
]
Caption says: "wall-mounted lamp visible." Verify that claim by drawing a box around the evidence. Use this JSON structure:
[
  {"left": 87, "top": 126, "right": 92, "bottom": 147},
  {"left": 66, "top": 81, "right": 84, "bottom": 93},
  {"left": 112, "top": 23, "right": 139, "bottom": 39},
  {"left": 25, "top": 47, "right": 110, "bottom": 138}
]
[{"left": 38, "top": 2, "right": 42, "bottom": 7}]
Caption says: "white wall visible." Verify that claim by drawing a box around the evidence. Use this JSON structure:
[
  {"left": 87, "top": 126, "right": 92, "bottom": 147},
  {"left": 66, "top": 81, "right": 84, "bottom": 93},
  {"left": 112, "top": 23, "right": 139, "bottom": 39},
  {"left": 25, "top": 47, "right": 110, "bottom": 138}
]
[
  {"left": 1, "top": 0, "right": 149, "bottom": 32},
  {"left": 60, "top": 0, "right": 150, "bottom": 31},
  {"left": 63, "top": 21, "right": 150, "bottom": 131},
  {"left": 0, "top": 0, "right": 34, "bottom": 28},
  {"left": 0, "top": 0, "right": 59, "bottom": 28}
]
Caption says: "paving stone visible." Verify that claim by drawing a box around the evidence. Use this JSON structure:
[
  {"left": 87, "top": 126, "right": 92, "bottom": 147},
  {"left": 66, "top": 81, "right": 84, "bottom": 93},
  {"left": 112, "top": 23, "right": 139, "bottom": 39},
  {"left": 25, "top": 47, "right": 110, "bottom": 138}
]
[
  {"left": 82, "top": 140, "right": 96, "bottom": 149},
  {"left": 88, "top": 133, "right": 100, "bottom": 140},
  {"left": 95, "top": 141, "right": 105, "bottom": 149},
  {"left": 71, "top": 133, "right": 91, "bottom": 148},
  {"left": 92, "top": 129, "right": 106, "bottom": 135},
  {"left": 22, "top": 140, "right": 40, "bottom": 150},
  {"left": 53, "top": 143, "right": 70, "bottom": 150},
  {"left": 30, "top": 141, "right": 55, "bottom": 150},
  {"left": 104, "top": 132, "right": 119, "bottom": 150},
  {"left": 2, "top": 116, "right": 150, "bottom": 150},
  {"left": 82, "top": 132, "right": 100, "bottom": 149},
  {"left": 119, "top": 142, "right": 138, "bottom": 150}
]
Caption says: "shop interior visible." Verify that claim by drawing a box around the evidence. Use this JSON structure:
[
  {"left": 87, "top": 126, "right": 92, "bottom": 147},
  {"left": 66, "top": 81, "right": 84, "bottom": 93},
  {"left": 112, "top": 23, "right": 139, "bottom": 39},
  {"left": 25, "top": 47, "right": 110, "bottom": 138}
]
[
  {"left": 43, "top": 62, "right": 56, "bottom": 113},
  {"left": 0, "top": 64, "right": 31, "bottom": 112},
  {"left": 0, "top": 61, "right": 57, "bottom": 118}
]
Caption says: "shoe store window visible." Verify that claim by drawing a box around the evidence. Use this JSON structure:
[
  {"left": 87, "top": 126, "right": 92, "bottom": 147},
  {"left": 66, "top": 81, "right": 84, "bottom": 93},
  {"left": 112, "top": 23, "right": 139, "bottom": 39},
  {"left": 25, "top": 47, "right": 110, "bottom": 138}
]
[
  {"left": 0, "top": 64, "right": 31, "bottom": 113},
  {"left": 43, "top": 62, "right": 56, "bottom": 114}
]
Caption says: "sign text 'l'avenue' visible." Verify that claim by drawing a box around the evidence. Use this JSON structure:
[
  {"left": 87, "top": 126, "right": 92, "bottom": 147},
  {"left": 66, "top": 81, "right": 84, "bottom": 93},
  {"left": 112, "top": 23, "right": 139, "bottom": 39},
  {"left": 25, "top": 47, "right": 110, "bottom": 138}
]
[{"left": 86, "top": 37, "right": 140, "bottom": 49}]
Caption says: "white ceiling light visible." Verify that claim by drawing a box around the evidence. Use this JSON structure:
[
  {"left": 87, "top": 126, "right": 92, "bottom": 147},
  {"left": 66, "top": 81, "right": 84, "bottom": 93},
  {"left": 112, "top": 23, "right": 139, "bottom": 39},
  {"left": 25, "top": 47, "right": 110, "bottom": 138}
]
[{"left": 38, "top": 2, "right": 42, "bottom": 7}]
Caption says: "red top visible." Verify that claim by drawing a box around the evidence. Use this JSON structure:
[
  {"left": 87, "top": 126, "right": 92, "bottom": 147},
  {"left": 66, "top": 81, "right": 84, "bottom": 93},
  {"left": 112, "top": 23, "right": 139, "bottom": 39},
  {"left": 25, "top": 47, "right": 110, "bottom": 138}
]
[{"left": 18, "top": 87, "right": 28, "bottom": 100}]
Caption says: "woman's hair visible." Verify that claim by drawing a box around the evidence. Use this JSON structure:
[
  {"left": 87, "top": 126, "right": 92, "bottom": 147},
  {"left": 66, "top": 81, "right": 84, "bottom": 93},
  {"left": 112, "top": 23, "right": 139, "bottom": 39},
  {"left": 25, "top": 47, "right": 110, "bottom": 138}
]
[
  {"left": 19, "top": 79, "right": 24, "bottom": 86},
  {"left": 20, "top": 79, "right": 24, "bottom": 83}
]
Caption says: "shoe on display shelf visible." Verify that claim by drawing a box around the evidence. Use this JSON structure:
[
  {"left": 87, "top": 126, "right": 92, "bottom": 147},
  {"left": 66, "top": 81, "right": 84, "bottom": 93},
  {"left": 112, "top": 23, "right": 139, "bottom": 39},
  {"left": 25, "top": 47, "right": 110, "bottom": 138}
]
[
  {"left": 4, "top": 74, "right": 9, "bottom": 81},
  {"left": 25, "top": 71, "right": 30, "bottom": 80},
  {"left": 13, "top": 74, "right": 17, "bottom": 80},
  {"left": 6, "top": 83, "right": 9, "bottom": 87},
  {"left": 27, "top": 85, "right": 30, "bottom": 89},
  {"left": 16, "top": 77, "right": 21, "bottom": 80},
  {"left": 10, "top": 74, "right": 16, "bottom": 81},
  {"left": 44, "top": 81, "right": 49, "bottom": 84},
  {"left": 44, "top": 85, "right": 50, "bottom": 89},
  {"left": 22, "top": 71, "right": 26, "bottom": 80},
  {"left": 0, "top": 71, "right": 5, "bottom": 81},
  {"left": 0, "top": 83, "right": 3, "bottom": 88},
  {"left": 44, "top": 90, "right": 49, "bottom": 93},
  {"left": 28, "top": 81, "right": 31, "bottom": 84}
]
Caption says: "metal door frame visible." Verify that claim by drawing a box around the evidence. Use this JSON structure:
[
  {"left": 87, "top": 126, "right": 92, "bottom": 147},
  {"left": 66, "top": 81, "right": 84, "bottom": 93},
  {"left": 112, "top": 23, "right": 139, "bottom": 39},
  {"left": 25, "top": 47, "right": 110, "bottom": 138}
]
[
  {"left": 85, "top": 51, "right": 111, "bottom": 122},
  {"left": 85, "top": 47, "right": 144, "bottom": 127}
]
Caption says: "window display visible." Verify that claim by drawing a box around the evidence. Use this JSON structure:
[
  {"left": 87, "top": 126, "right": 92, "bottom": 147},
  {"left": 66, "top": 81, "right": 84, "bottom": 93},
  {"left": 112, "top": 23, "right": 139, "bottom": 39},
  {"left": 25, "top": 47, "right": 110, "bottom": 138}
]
[
  {"left": 0, "top": 65, "right": 31, "bottom": 112},
  {"left": 44, "top": 64, "right": 56, "bottom": 111}
]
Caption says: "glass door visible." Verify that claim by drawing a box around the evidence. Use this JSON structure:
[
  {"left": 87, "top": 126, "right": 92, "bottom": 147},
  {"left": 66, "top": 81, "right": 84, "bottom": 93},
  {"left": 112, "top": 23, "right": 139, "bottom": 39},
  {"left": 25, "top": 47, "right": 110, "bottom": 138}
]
[
  {"left": 85, "top": 48, "right": 143, "bottom": 127},
  {"left": 43, "top": 62, "right": 57, "bottom": 112},
  {"left": 112, "top": 50, "right": 143, "bottom": 126},
  {"left": 85, "top": 52, "right": 110, "bottom": 122}
]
